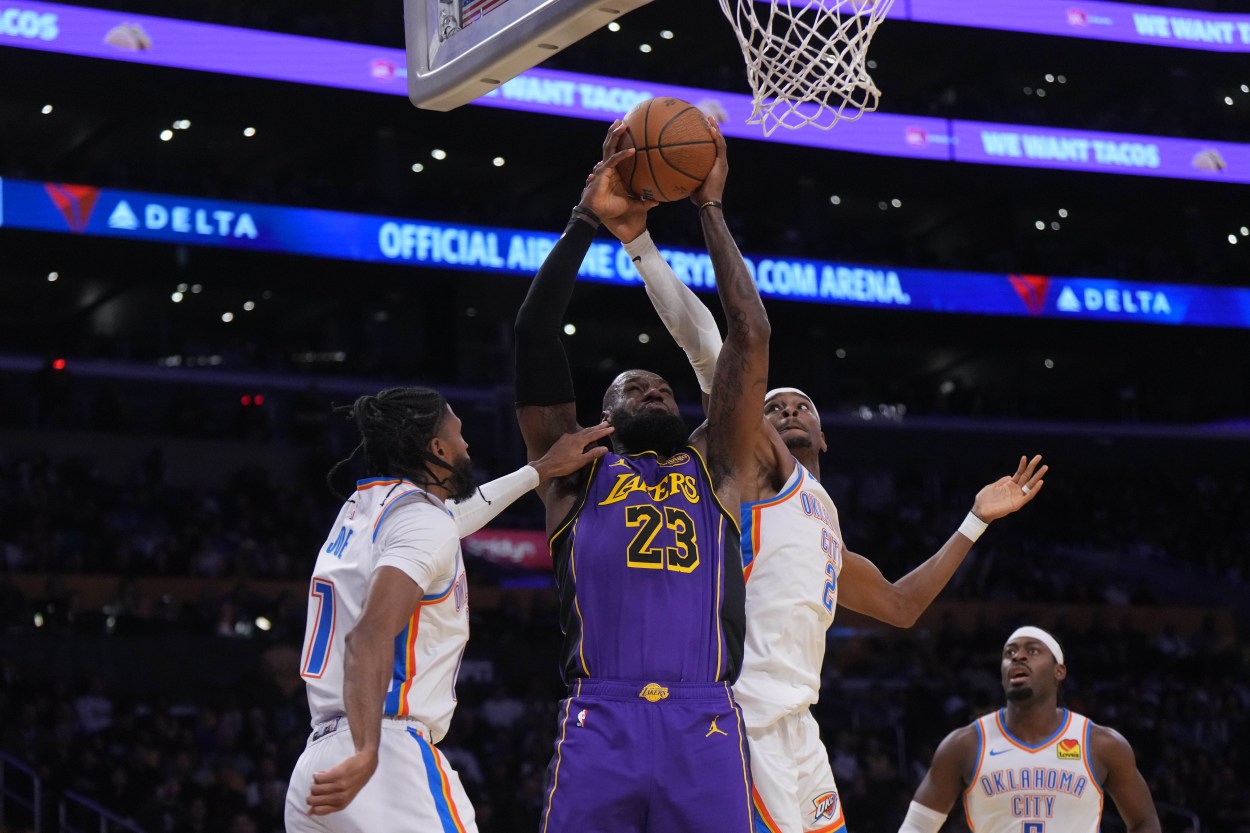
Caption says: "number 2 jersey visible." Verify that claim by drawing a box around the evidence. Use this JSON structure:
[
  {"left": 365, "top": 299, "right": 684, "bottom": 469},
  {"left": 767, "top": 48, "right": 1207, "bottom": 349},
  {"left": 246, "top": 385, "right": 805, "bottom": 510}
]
[
  {"left": 733, "top": 460, "right": 845, "bottom": 729},
  {"left": 964, "top": 709, "right": 1103, "bottom": 833},
  {"left": 550, "top": 447, "right": 745, "bottom": 683},
  {"left": 299, "top": 478, "right": 469, "bottom": 743}
]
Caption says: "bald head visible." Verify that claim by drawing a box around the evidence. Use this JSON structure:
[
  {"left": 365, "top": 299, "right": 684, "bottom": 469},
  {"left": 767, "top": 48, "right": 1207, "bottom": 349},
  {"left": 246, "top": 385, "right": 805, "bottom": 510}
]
[{"left": 601, "top": 369, "right": 688, "bottom": 455}]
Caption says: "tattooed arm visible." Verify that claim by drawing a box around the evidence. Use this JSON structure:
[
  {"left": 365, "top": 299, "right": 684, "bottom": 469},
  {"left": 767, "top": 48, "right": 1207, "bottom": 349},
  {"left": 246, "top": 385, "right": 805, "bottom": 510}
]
[{"left": 693, "top": 119, "right": 770, "bottom": 507}]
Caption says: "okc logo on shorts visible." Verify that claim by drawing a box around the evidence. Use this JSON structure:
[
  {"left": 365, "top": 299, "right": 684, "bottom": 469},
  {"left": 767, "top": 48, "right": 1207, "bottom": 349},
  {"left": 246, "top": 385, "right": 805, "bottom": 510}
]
[
  {"left": 1057, "top": 739, "right": 1081, "bottom": 760},
  {"left": 639, "top": 683, "right": 670, "bottom": 703},
  {"left": 811, "top": 791, "right": 839, "bottom": 821}
]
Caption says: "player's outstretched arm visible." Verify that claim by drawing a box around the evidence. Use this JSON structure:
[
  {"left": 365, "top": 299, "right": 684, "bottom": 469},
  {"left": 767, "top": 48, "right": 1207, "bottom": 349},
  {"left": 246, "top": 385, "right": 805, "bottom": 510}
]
[
  {"left": 307, "top": 565, "right": 424, "bottom": 815},
  {"left": 606, "top": 219, "right": 723, "bottom": 401},
  {"left": 840, "top": 455, "right": 1047, "bottom": 627},
  {"left": 696, "top": 119, "right": 770, "bottom": 497},
  {"left": 1093, "top": 725, "right": 1162, "bottom": 833},
  {"left": 899, "top": 726, "right": 976, "bottom": 832},
  {"left": 449, "top": 422, "right": 613, "bottom": 536},
  {"left": 515, "top": 121, "right": 650, "bottom": 507}
]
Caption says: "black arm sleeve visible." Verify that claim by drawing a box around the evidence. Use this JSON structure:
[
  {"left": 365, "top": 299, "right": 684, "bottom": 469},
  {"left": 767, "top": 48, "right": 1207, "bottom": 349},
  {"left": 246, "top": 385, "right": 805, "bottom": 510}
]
[{"left": 514, "top": 214, "right": 597, "bottom": 406}]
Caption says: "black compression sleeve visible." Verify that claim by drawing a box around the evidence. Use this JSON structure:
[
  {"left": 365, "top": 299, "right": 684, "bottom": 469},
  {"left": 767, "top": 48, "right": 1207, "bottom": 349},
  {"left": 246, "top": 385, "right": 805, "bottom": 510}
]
[{"left": 514, "top": 214, "right": 597, "bottom": 406}]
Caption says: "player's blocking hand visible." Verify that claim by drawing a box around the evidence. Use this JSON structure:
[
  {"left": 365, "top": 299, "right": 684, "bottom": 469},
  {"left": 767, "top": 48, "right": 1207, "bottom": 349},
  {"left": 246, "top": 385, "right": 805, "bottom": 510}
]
[
  {"left": 970, "top": 455, "right": 1047, "bottom": 522},
  {"left": 579, "top": 120, "right": 658, "bottom": 229},
  {"left": 307, "top": 749, "right": 379, "bottom": 815},
  {"left": 690, "top": 116, "right": 727, "bottom": 206},
  {"left": 532, "top": 421, "right": 614, "bottom": 482}
]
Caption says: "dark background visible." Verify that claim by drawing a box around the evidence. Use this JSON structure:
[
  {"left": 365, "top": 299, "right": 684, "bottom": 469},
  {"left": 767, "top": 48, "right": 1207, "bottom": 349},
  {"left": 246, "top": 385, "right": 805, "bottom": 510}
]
[{"left": 0, "top": 0, "right": 1247, "bottom": 831}]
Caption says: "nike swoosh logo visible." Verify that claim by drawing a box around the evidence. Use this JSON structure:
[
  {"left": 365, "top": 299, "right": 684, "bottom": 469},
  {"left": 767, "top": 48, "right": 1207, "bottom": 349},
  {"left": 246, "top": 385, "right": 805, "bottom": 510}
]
[{"left": 989, "top": 749, "right": 1010, "bottom": 756}]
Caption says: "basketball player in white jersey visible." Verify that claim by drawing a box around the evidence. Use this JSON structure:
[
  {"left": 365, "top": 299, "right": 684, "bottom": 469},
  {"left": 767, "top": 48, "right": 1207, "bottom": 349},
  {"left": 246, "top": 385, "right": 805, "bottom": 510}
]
[
  {"left": 285, "top": 385, "right": 612, "bottom": 831},
  {"left": 599, "top": 206, "right": 1047, "bottom": 833},
  {"left": 899, "top": 627, "right": 1161, "bottom": 833}
]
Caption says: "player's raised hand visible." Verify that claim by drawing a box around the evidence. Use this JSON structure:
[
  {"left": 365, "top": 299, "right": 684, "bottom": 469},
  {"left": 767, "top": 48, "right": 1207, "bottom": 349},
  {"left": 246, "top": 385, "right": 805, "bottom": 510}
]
[
  {"left": 970, "top": 455, "right": 1047, "bottom": 522},
  {"left": 306, "top": 749, "right": 378, "bottom": 815},
  {"left": 690, "top": 116, "right": 727, "bottom": 206},
  {"left": 579, "top": 120, "right": 658, "bottom": 233},
  {"left": 531, "top": 421, "right": 615, "bottom": 481}
]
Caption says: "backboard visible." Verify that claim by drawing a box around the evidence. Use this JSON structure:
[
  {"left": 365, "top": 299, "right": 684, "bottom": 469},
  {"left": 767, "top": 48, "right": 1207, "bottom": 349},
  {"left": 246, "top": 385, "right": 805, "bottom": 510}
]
[{"left": 405, "top": 0, "right": 654, "bottom": 111}]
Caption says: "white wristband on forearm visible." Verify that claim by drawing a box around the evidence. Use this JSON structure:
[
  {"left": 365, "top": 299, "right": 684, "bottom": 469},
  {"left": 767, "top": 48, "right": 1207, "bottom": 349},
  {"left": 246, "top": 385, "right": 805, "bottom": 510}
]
[
  {"left": 624, "top": 231, "right": 723, "bottom": 394},
  {"left": 958, "top": 511, "right": 989, "bottom": 543},
  {"left": 448, "top": 465, "right": 540, "bottom": 537},
  {"left": 898, "top": 801, "right": 949, "bottom": 833}
]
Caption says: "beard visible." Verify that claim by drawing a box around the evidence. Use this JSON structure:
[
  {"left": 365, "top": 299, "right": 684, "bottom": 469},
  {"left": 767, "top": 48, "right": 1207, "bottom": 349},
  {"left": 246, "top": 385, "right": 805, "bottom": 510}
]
[
  {"left": 611, "top": 408, "right": 690, "bottom": 456},
  {"left": 442, "top": 453, "right": 479, "bottom": 503},
  {"left": 781, "top": 431, "right": 814, "bottom": 451},
  {"left": 1005, "top": 685, "right": 1035, "bottom": 702}
]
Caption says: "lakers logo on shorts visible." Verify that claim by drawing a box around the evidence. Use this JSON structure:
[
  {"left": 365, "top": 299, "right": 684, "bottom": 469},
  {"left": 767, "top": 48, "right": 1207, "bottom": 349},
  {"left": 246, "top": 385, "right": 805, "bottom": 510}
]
[
  {"left": 639, "top": 683, "right": 670, "bottom": 703},
  {"left": 1057, "top": 738, "right": 1081, "bottom": 760}
]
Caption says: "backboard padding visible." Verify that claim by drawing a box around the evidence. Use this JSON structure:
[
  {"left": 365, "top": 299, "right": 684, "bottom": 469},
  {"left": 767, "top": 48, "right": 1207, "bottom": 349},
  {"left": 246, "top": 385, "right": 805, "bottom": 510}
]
[{"left": 405, "top": 0, "right": 654, "bottom": 111}]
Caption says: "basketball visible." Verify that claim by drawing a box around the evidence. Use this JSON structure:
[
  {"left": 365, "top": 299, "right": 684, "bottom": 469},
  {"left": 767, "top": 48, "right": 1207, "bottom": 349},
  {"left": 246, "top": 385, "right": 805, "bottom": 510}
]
[{"left": 619, "top": 97, "right": 717, "bottom": 202}]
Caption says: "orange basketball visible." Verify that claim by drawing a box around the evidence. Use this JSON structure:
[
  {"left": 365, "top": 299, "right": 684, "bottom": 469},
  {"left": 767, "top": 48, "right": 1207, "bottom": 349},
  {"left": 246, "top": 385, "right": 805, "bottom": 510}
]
[{"left": 618, "top": 97, "right": 716, "bottom": 203}]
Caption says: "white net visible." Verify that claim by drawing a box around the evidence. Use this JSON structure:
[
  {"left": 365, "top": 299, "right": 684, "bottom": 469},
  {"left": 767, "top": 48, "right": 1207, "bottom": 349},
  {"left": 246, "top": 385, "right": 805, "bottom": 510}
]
[{"left": 718, "top": 0, "right": 897, "bottom": 135}]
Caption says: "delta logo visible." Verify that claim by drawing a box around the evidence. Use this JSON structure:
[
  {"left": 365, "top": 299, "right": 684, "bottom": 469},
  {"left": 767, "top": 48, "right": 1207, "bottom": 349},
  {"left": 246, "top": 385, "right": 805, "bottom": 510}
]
[
  {"left": 905, "top": 127, "right": 928, "bottom": 148},
  {"left": 1057, "top": 738, "right": 1082, "bottom": 760},
  {"left": 45, "top": 183, "right": 102, "bottom": 232},
  {"left": 1055, "top": 285, "right": 1173, "bottom": 317},
  {"left": 811, "top": 791, "right": 839, "bottom": 822},
  {"left": 370, "top": 59, "right": 396, "bottom": 79},
  {"left": 1009, "top": 274, "right": 1050, "bottom": 316},
  {"left": 104, "top": 199, "right": 259, "bottom": 239}
]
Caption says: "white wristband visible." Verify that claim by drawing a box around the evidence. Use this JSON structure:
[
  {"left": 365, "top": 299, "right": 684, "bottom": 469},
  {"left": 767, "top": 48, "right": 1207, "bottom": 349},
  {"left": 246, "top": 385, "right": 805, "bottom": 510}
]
[
  {"left": 958, "top": 511, "right": 989, "bottom": 543},
  {"left": 898, "top": 801, "right": 949, "bottom": 833}
]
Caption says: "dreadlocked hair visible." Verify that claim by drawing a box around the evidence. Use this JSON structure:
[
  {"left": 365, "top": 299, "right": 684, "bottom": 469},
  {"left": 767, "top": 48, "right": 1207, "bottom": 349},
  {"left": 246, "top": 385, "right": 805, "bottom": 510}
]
[{"left": 324, "top": 386, "right": 459, "bottom": 499}]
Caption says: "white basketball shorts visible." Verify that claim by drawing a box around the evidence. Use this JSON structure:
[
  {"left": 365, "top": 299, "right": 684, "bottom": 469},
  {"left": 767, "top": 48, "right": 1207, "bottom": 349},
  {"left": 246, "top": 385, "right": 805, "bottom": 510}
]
[
  {"left": 285, "top": 717, "right": 478, "bottom": 833},
  {"left": 748, "top": 710, "right": 846, "bottom": 833}
]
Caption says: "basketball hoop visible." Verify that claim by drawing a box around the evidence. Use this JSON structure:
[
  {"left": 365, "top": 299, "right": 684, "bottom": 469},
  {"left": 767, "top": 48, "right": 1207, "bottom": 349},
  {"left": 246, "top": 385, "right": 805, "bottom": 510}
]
[{"left": 718, "top": 0, "right": 896, "bottom": 135}]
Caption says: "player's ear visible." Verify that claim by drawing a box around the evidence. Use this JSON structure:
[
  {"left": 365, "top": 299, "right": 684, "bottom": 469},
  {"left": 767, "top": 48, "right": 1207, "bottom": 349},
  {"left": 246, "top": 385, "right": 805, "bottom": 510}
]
[
  {"left": 818, "top": 431, "right": 827, "bottom": 453},
  {"left": 1055, "top": 664, "right": 1067, "bottom": 683},
  {"left": 428, "top": 437, "right": 447, "bottom": 459}
]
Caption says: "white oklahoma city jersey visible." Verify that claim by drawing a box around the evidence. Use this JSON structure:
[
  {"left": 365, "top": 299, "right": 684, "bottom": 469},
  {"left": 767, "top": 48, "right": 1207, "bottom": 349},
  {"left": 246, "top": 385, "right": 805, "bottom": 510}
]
[
  {"left": 299, "top": 477, "right": 469, "bottom": 743},
  {"left": 965, "top": 709, "right": 1103, "bottom": 833},
  {"left": 734, "top": 460, "right": 844, "bottom": 728}
]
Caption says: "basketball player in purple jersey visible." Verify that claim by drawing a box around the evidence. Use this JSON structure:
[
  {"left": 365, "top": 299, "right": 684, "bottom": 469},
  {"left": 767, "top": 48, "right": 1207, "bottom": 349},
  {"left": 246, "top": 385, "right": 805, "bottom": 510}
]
[
  {"left": 514, "top": 119, "right": 763, "bottom": 833},
  {"left": 608, "top": 210, "right": 1049, "bottom": 833}
]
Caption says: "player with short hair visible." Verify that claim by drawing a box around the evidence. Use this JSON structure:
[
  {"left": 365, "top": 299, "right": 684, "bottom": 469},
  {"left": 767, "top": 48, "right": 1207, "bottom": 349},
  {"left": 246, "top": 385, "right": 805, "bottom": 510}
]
[
  {"left": 899, "top": 626, "right": 1161, "bottom": 833},
  {"left": 285, "top": 385, "right": 611, "bottom": 831},
  {"left": 514, "top": 119, "right": 765, "bottom": 833},
  {"left": 606, "top": 218, "right": 1047, "bottom": 833}
]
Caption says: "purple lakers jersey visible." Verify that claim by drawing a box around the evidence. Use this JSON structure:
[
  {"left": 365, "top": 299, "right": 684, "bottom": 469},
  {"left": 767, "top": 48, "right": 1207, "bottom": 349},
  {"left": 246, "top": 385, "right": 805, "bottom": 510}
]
[{"left": 551, "top": 447, "right": 744, "bottom": 683}]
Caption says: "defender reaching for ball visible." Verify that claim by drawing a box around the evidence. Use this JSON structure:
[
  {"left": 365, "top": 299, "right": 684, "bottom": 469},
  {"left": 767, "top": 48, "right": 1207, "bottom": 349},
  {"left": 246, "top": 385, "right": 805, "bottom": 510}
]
[
  {"left": 899, "top": 627, "right": 1160, "bottom": 833},
  {"left": 515, "top": 118, "right": 763, "bottom": 833},
  {"left": 602, "top": 209, "right": 1048, "bottom": 833},
  {"left": 285, "top": 386, "right": 612, "bottom": 832}
]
